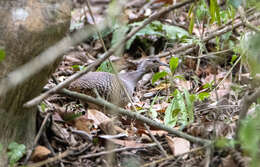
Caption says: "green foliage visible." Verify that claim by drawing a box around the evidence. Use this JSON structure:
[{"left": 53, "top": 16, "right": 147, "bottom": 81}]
[
  {"left": 209, "top": 0, "right": 221, "bottom": 25},
  {"left": 246, "top": 0, "right": 260, "bottom": 10},
  {"left": 0, "top": 49, "right": 5, "bottom": 62},
  {"left": 202, "top": 81, "right": 214, "bottom": 90},
  {"left": 231, "top": 54, "right": 238, "bottom": 65},
  {"left": 126, "top": 21, "right": 189, "bottom": 49},
  {"left": 197, "top": 92, "right": 210, "bottom": 101},
  {"left": 97, "top": 60, "right": 113, "bottom": 73},
  {"left": 239, "top": 105, "right": 260, "bottom": 167},
  {"left": 188, "top": 11, "right": 195, "bottom": 34},
  {"left": 62, "top": 111, "right": 85, "bottom": 122},
  {"left": 194, "top": 0, "right": 236, "bottom": 27},
  {"left": 152, "top": 56, "right": 179, "bottom": 84},
  {"left": 7, "top": 142, "right": 26, "bottom": 166},
  {"left": 71, "top": 65, "right": 85, "bottom": 71},
  {"left": 148, "top": 95, "right": 159, "bottom": 119},
  {"left": 40, "top": 103, "right": 47, "bottom": 112},
  {"left": 215, "top": 137, "right": 236, "bottom": 148},
  {"left": 164, "top": 89, "right": 195, "bottom": 127},
  {"left": 169, "top": 57, "right": 179, "bottom": 74},
  {"left": 195, "top": 0, "right": 209, "bottom": 21},
  {"left": 152, "top": 71, "right": 168, "bottom": 85}
]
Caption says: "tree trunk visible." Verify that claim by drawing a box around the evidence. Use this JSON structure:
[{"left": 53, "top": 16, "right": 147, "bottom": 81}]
[{"left": 0, "top": 0, "right": 71, "bottom": 165}]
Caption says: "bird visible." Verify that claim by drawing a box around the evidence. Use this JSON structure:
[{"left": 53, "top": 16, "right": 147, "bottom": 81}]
[{"left": 68, "top": 57, "right": 166, "bottom": 110}]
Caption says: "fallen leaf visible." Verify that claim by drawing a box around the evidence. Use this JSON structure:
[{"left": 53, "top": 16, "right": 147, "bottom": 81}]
[
  {"left": 31, "top": 146, "right": 51, "bottom": 162},
  {"left": 166, "top": 136, "right": 190, "bottom": 158},
  {"left": 88, "top": 109, "right": 111, "bottom": 126}
]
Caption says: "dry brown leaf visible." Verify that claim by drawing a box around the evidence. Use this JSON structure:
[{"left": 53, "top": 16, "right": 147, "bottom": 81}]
[
  {"left": 87, "top": 109, "right": 111, "bottom": 126},
  {"left": 31, "top": 146, "right": 51, "bottom": 162},
  {"left": 165, "top": 136, "right": 190, "bottom": 158},
  {"left": 74, "top": 116, "right": 94, "bottom": 133}
]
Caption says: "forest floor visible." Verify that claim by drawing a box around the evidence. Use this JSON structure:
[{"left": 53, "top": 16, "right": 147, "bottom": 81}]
[{"left": 26, "top": 0, "right": 260, "bottom": 166}]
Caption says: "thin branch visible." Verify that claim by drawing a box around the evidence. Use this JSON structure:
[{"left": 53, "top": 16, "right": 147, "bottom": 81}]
[
  {"left": 141, "top": 144, "right": 210, "bottom": 167},
  {"left": 214, "top": 55, "right": 242, "bottom": 91},
  {"left": 25, "top": 143, "right": 88, "bottom": 167},
  {"left": 23, "top": 113, "right": 51, "bottom": 164},
  {"left": 23, "top": 0, "right": 195, "bottom": 108},
  {"left": 157, "top": 12, "right": 260, "bottom": 58},
  {"left": 144, "top": 123, "right": 168, "bottom": 157},
  {"left": 238, "top": 6, "right": 260, "bottom": 33},
  {"left": 60, "top": 88, "right": 212, "bottom": 145},
  {"left": 80, "top": 143, "right": 156, "bottom": 159}
]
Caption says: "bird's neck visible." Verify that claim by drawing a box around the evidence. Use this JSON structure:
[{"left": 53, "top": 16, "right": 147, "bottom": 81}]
[{"left": 119, "top": 69, "right": 146, "bottom": 95}]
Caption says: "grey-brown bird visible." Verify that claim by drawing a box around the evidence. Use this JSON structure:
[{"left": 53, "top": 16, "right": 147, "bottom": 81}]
[{"left": 68, "top": 57, "right": 166, "bottom": 110}]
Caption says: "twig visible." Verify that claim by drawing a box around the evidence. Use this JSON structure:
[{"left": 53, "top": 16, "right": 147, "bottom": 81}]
[
  {"left": 60, "top": 88, "right": 212, "bottom": 145},
  {"left": 238, "top": 6, "right": 260, "bottom": 33},
  {"left": 214, "top": 55, "right": 241, "bottom": 91},
  {"left": 144, "top": 123, "right": 168, "bottom": 157},
  {"left": 157, "top": 12, "right": 260, "bottom": 58},
  {"left": 184, "top": 48, "right": 232, "bottom": 59},
  {"left": 80, "top": 143, "right": 156, "bottom": 158},
  {"left": 25, "top": 143, "right": 88, "bottom": 167},
  {"left": 23, "top": 0, "right": 195, "bottom": 108},
  {"left": 23, "top": 113, "right": 51, "bottom": 164},
  {"left": 141, "top": 144, "right": 210, "bottom": 167}
]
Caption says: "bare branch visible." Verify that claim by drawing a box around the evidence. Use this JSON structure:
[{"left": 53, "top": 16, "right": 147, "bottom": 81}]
[{"left": 60, "top": 88, "right": 212, "bottom": 145}]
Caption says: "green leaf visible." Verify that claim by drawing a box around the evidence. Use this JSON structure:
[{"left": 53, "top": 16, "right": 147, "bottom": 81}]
[
  {"left": 0, "top": 49, "right": 5, "bottom": 62},
  {"left": 174, "top": 75, "right": 185, "bottom": 80},
  {"left": 202, "top": 81, "right": 214, "bottom": 90},
  {"left": 40, "top": 103, "right": 46, "bottom": 112},
  {"left": 169, "top": 57, "right": 179, "bottom": 73},
  {"left": 97, "top": 60, "right": 113, "bottom": 73},
  {"left": 188, "top": 12, "right": 195, "bottom": 34},
  {"left": 231, "top": 54, "right": 238, "bottom": 65},
  {"left": 148, "top": 95, "right": 158, "bottom": 119},
  {"left": 215, "top": 0, "right": 221, "bottom": 25},
  {"left": 163, "top": 25, "right": 189, "bottom": 41},
  {"left": 184, "top": 89, "right": 194, "bottom": 123},
  {"left": 126, "top": 20, "right": 190, "bottom": 49},
  {"left": 164, "top": 89, "right": 188, "bottom": 127},
  {"left": 62, "top": 111, "right": 85, "bottom": 122},
  {"left": 210, "top": 0, "right": 216, "bottom": 24},
  {"left": 215, "top": 138, "right": 236, "bottom": 148},
  {"left": 7, "top": 142, "right": 26, "bottom": 165},
  {"left": 164, "top": 97, "right": 179, "bottom": 127},
  {"left": 71, "top": 65, "right": 85, "bottom": 71},
  {"left": 152, "top": 71, "right": 168, "bottom": 84},
  {"left": 198, "top": 92, "right": 210, "bottom": 101}
]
